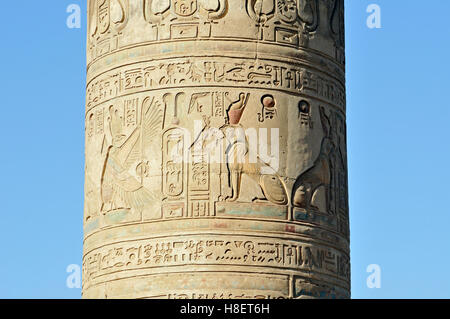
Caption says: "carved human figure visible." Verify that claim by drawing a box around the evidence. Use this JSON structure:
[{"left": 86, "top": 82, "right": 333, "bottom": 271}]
[
  {"left": 83, "top": 0, "right": 349, "bottom": 299},
  {"left": 199, "top": 93, "right": 288, "bottom": 205},
  {"left": 222, "top": 93, "right": 249, "bottom": 201}
]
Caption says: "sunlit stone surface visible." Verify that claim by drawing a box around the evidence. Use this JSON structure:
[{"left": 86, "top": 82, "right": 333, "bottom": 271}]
[{"left": 83, "top": 0, "right": 350, "bottom": 299}]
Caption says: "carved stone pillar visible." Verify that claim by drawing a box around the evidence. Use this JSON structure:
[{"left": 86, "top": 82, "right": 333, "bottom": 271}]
[{"left": 83, "top": 0, "right": 349, "bottom": 299}]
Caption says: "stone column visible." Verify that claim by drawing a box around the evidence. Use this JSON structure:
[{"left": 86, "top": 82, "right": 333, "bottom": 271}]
[{"left": 83, "top": 0, "right": 350, "bottom": 299}]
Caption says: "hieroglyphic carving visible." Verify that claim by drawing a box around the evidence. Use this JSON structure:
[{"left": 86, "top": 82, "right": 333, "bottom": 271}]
[
  {"left": 143, "top": 0, "right": 228, "bottom": 40},
  {"left": 86, "top": 59, "right": 345, "bottom": 112},
  {"left": 327, "top": 106, "right": 349, "bottom": 237},
  {"left": 162, "top": 128, "right": 186, "bottom": 198},
  {"left": 124, "top": 98, "right": 138, "bottom": 127},
  {"left": 291, "top": 103, "right": 348, "bottom": 234},
  {"left": 166, "top": 293, "right": 286, "bottom": 299},
  {"left": 292, "top": 106, "right": 333, "bottom": 212},
  {"left": 258, "top": 95, "right": 278, "bottom": 122},
  {"left": 100, "top": 97, "right": 164, "bottom": 215},
  {"left": 83, "top": 236, "right": 350, "bottom": 283},
  {"left": 84, "top": 0, "right": 349, "bottom": 299},
  {"left": 298, "top": 99, "right": 313, "bottom": 128},
  {"left": 327, "top": 0, "right": 346, "bottom": 64},
  {"left": 84, "top": 92, "right": 348, "bottom": 296},
  {"left": 189, "top": 149, "right": 211, "bottom": 216},
  {"left": 95, "top": 109, "right": 105, "bottom": 134},
  {"left": 88, "top": 0, "right": 129, "bottom": 60},
  {"left": 294, "top": 276, "right": 349, "bottom": 299},
  {"left": 190, "top": 92, "right": 289, "bottom": 206},
  {"left": 246, "top": 0, "right": 319, "bottom": 46},
  {"left": 86, "top": 71, "right": 121, "bottom": 108},
  {"left": 161, "top": 92, "right": 188, "bottom": 217},
  {"left": 87, "top": 113, "right": 95, "bottom": 139}
]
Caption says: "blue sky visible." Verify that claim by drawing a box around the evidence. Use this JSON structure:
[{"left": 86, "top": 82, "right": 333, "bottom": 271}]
[{"left": 0, "top": 1, "right": 449, "bottom": 298}]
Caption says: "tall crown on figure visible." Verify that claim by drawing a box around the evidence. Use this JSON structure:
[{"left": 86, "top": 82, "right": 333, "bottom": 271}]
[{"left": 227, "top": 93, "right": 249, "bottom": 125}]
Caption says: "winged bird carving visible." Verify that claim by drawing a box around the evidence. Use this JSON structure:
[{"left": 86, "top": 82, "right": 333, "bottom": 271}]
[{"left": 101, "top": 97, "right": 163, "bottom": 214}]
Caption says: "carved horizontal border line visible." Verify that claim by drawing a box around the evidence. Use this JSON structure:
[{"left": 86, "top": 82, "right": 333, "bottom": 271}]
[
  {"left": 83, "top": 214, "right": 350, "bottom": 253},
  {"left": 85, "top": 57, "right": 346, "bottom": 114},
  {"left": 83, "top": 271, "right": 292, "bottom": 298},
  {"left": 82, "top": 229, "right": 350, "bottom": 256},
  {"left": 84, "top": 264, "right": 350, "bottom": 290},
  {"left": 86, "top": 41, "right": 345, "bottom": 85},
  {"left": 82, "top": 271, "right": 350, "bottom": 299},
  {"left": 86, "top": 37, "right": 346, "bottom": 76},
  {"left": 86, "top": 0, "right": 345, "bottom": 69},
  {"left": 82, "top": 234, "right": 350, "bottom": 286},
  {"left": 85, "top": 51, "right": 346, "bottom": 89}
]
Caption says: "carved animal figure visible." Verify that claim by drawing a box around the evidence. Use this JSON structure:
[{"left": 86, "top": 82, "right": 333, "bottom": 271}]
[
  {"left": 101, "top": 98, "right": 162, "bottom": 214},
  {"left": 292, "top": 106, "right": 334, "bottom": 211},
  {"left": 223, "top": 134, "right": 288, "bottom": 205},
  {"left": 207, "top": 93, "right": 288, "bottom": 205}
]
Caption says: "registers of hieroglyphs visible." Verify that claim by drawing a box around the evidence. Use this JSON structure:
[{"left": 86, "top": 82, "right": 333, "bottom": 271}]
[{"left": 84, "top": 0, "right": 349, "bottom": 299}]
